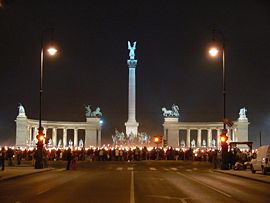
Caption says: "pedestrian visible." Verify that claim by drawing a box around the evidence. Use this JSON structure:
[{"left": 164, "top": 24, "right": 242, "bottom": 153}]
[
  {"left": 7, "top": 147, "right": 14, "bottom": 166},
  {"left": 71, "top": 152, "right": 78, "bottom": 170},
  {"left": 0, "top": 147, "right": 6, "bottom": 171},
  {"left": 66, "top": 148, "right": 72, "bottom": 170},
  {"left": 16, "top": 147, "right": 22, "bottom": 165}
]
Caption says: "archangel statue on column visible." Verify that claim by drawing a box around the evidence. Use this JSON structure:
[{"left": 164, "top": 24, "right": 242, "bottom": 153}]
[{"left": 128, "top": 41, "right": 136, "bottom": 60}]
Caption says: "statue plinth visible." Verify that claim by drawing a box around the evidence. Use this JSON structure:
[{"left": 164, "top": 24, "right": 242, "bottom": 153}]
[
  {"left": 238, "top": 117, "right": 248, "bottom": 122},
  {"left": 86, "top": 117, "right": 101, "bottom": 123},
  {"left": 127, "top": 59, "right": 137, "bottom": 68},
  {"left": 164, "top": 117, "right": 179, "bottom": 123}
]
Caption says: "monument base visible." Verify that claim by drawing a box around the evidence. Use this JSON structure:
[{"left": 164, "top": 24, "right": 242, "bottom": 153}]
[{"left": 125, "top": 121, "right": 139, "bottom": 135}]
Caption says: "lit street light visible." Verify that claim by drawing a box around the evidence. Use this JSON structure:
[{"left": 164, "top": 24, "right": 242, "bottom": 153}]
[
  {"left": 35, "top": 29, "right": 58, "bottom": 169},
  {"left": 153, "top": 135, "right": 162, "bottom": 148},
  {"left": 208, "top": 27, "right": 229, "bottom": 170}
]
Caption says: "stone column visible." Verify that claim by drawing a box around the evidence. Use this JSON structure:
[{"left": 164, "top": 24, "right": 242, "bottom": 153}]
[
  {"left": 63, "top": 128, "right": 67, "bottom": 147},
  {"left": 232, "top": 128, "right": 236, "bottom": 142},
  {"left": 98, "top": 129, "right": 102, "bottom": 146},
  {"left": 227, "top": 129, "right": 231, "bottom": 142},
  {"left": 207, "top": 129, "right": 212, "bottom": 147},
  {"left": 74, "top": 128, "right": 78, "bottom": 147},
  {"left": 217, "top": 129, "right": 221, "bottom": 148},
  {"left": 28, "top": 126, "right": 32, "bottom": 145},
  {"left": 52, "top": 128, "right": 57, "bottom": 147},
  {"left": 43, "top": 127, "right": 47, "bottom": 135},
  {"left": 15, "top": 111, "right": 28, "bottom": 146},
  {"left": 186, "top": 129, "right": 191, "bottom": 147},
  {"left": 125, "top": 59, "right": 139, "bottom": 136},
  {"left": 34, "top": 127, "right": 38, "bottom": 142},
  {"left": 197, "top": 129, "right": 201, "bottom": 147}
]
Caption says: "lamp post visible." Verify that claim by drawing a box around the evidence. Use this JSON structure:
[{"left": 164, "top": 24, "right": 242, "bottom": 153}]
[
  {"left": 35, "top": 30, "right": 58, "bottom": 169},
  {"left": 208, "top": 28, "right": 229, "bottom": 170}
]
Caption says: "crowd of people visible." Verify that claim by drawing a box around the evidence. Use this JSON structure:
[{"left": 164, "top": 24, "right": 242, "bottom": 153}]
[{"left": 0, "top": 146, "right": 255, "bottom": 170}]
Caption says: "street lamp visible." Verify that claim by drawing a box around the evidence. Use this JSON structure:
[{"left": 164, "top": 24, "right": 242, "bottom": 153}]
[
  {"left": 208, "top": 28, "right": 229, "bottom": 170},
  {"left": 35, "top": 30, "right": 58, "bottom": 169},
  {"left": 153, "top": 135, "right": 162, "bottom": 148}
]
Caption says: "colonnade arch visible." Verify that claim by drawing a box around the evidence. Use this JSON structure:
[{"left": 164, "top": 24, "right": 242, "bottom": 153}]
[
  {"left": 163, "top": 116, "right": 249, "bottom": 148},
  {"left": 16, "top": 112, "right": 102, "bottom": 147}
]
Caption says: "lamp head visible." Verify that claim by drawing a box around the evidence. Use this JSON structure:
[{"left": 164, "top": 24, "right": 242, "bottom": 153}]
[
  {"left": 209, "top": 47, "right": 219, "bottom": 57},
  {"left": 47, "top": 47, "right": 58, "bottom": 56}
]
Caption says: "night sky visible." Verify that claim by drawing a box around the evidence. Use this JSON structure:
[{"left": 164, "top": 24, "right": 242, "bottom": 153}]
[{"left": 0, "top": 0, "right": 270, "bottom": 147}]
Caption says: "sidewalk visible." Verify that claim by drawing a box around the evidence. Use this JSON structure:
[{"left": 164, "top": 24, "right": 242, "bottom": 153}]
[
  {"left": 0, "top": 166, "right": 55, "bottom": 181},
  {"left": 215, "top": 169, "right": 270, "bottom": 184}
]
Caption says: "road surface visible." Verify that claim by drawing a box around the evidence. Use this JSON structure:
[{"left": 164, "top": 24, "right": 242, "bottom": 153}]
[{"left": 0, "top": 161, "right": 269, "bottom": 203}]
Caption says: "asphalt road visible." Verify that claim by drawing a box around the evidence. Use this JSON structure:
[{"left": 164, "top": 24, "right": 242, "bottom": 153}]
[{"left": 0, "top": 161, "right": 269, "bottom": 203}]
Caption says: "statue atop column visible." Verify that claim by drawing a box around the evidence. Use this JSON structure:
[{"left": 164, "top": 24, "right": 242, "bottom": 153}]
[
  {"left": 128, "top": 41, "right": 136, "bottom": 60},
  {"left": 85, "top": 105, "right": 102, "bottom": 118},
  {"left": 238, "top": 107, "right": 248, "bottom": 121},
  {"left": 162, "top": 104, "right": 180, "bottom": 117},
  {"left": 18, "top": 103, "right": 26, "bottom": 117}
]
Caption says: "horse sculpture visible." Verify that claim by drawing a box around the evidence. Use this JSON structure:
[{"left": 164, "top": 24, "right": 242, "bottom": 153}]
[
  {"left": 91, "top": 107, "right": 102, "bottom": 117},
  {"left": 162, "top": 107, "right": 174, "bottom": 117},
  {"left": 162, "top": 104, "right": 180, "bottom": 117},
  {"left": 85, "top": 105, "right": 92, "bottom": 117}
]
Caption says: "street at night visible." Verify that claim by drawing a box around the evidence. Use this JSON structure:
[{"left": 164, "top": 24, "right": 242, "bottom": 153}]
[
  {"left": 1, "top": 1, "right": 270, "bottom": 202},
  {"left": 0, "top": 161, "right": 269, "bottom": 203}
]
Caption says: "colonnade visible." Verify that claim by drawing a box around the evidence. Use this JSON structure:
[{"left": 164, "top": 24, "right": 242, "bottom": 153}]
[
  {"left": 16, "top": 114, "right": 102, "bottom": 147},
  {"left": 28, "top": 126, "right": 84, "bottom": 147},
  {"left": 163, "top": 117, "right": 248, "bottom": 148}
]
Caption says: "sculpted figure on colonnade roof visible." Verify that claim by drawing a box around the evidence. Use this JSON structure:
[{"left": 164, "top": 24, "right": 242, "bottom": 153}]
[
  {"left": 239, "top": 107, "right": 247, "bottom": 119},
  {"left": 162, "top": 104, "right": 180, "bottom": 117}
]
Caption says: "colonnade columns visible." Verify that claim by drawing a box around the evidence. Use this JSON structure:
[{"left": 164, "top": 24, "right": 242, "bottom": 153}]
[
  {"left": 28, "top": 127, "right": 32, "bottom": 145},
  {"left": 74, "top": 128, "right": 78, "bottom": 147},
  {"left": 197, "top": 129, "right": 201, "bottom": 147},
  {"left": 207, "top": 129, "right": 212, "bottom": 147},
  {"left": 63, "top": 128, "right": 67, "bottom": 147},
  {"left": 186, "top": 129, "right": 191, "bottom": 147},
  {"left": 34, "top": 127, "right": 38, "bottom": 142},
  {"left": 52, "top": 128, "right": 57, "bottom": 147},
  {"left": 99, "top": 129, "right": 102, "bottom": 146},
  {"left": 217, "top": 129, "right": 221, "bottom": 148}
]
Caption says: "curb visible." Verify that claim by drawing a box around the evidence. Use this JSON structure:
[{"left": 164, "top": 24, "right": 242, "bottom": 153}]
[
  {"left": 214, "top": 170, "right": 270, "bottom": 184},
  {"left": 0, "top": 168, "right": 56, "bottom": 182}
]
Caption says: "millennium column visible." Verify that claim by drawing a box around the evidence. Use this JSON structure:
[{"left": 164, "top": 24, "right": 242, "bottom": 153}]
[{"left": 125, "top": 41, "right": 139, "bottom": 136}]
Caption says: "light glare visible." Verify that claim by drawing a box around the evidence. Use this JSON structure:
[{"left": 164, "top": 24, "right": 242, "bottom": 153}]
[
  {"left": 209, "top": 47, "right": 219, "bottom": 57},
  {"left": 47, "top": 47, "right": 58, "bottom": 56}
]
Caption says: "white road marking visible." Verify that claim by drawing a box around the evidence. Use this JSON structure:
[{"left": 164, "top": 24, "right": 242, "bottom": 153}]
[
  {"left": 193, "top": 168, "right": 198, "bottom": 170},
  {"left": 163, "top": 168, "right": 169, "bottom": 171},
  {"left": 116, "top": 167, "right": 123, "bottom": 171},
  {"left": 36, "top": 188, "right": 51, "bottom": 195},
  {"left": 130, "top": 171, "right": 135, "bottom": 203},
  {"left": 149, "top": 167, "right": 157, "bottom": 171},
  {"left": 146, "top": 195, "right": 189, "bottom": 203},
  {"left": 171, "top": 167, "right": 178, "bottom": 171},
  {"left": 185, "top": 169, "right": 192, "bottom": 172},
  {"left": 128, "top": 167, "right": 134, "bottom": 171},
  {"left": 176, "top": 172, "right": 232, "bottom": 198}
]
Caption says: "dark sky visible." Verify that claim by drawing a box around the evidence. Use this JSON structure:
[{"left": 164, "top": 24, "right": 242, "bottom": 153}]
[{"left": 0, "top": 0, "right": 270, "bottom": 147}]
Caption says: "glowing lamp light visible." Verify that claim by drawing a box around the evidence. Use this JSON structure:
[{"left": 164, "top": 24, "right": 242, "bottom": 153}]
[
  {"left": 47, "top": 47, "right": 58, "bottom": 56},
  {"left": 209, "top": 47, "right": 219, "bottom": 57},
  {"left": 154, "top": 137, "right": 160, "bottom": 142},
  {"left": 220, "top": 135, "right": 227, "bottom": 143}
]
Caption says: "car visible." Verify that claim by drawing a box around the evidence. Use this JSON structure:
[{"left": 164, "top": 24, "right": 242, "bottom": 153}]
[{"left": 250, "top": 145, "right": 270, "bottom": 175}]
